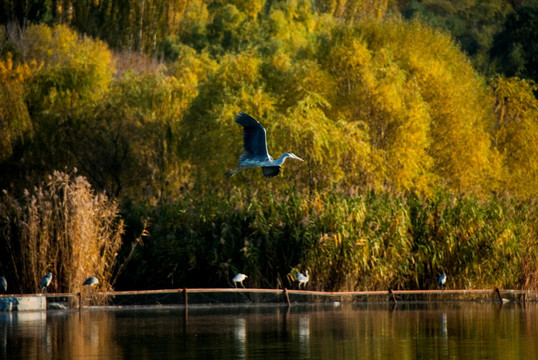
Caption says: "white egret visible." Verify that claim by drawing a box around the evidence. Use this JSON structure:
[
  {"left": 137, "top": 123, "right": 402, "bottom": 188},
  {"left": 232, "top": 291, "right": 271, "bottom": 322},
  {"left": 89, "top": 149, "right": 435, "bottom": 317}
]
[
  {"left": 233, "top": 273, "right": 248, "bottom": 288},
  {"left": 295, "top": 270, "right": 309, "bottom": 289}
]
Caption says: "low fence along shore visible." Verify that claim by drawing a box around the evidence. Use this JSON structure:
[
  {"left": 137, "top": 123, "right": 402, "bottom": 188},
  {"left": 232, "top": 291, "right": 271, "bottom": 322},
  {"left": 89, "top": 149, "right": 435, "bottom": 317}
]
[{"left": 1, "top": 287, "right": 538, "bottom": 311}]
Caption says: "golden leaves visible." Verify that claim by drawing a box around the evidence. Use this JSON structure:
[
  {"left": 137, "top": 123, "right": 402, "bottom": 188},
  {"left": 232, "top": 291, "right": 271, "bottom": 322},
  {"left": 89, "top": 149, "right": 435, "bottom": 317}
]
[{"left": 493, "top": 76, "right": 538, "bottom": 199}]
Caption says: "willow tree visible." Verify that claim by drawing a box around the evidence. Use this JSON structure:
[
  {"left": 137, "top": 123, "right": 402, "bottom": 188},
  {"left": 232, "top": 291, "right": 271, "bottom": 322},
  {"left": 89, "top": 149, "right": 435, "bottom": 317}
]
[
  {"left": 328, "top": 18, "right": 501, "bottom": 195},
  {"left": 180, "top": 50, "right": 275, "bottom": 187},
  {"left": 23, "top": 24, "right": 113, "bottom": 110},
  {"left": 312, "top": 0, "right": 389, "bottom": 20},
  {"left": 2, "top": 0, "right": 190, "bottom": 55},
  {"left": 179, "top": 49, "right": 376, "bottom": 194},
  {"left": 0, "top": 24, "right": 114, "bottom": 190},
  {"left": 0, "top": 53, "right": 38, "bottom": 162},
  {"left": 493, "top": 76, "right": 538, "bottom": 199},
  {"left": 178, "top": 5, "right": 504, "bottom": 197},
  {"left": 318, "top": 27, "right": 434, "bottom": 194},
  {"left": 78, "top": 63, "right": 199, "bottom": 200}
]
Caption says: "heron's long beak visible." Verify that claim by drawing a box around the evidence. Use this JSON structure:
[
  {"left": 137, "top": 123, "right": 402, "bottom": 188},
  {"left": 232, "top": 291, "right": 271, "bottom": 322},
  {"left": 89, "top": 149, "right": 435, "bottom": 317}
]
[{"left": 293, "top": 154, "right": 304, "bottom": 161}]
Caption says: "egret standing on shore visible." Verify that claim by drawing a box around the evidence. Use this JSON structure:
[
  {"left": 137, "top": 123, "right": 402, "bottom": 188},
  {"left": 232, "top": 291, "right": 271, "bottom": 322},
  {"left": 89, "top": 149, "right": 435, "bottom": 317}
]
[
  {"left": 41, "top": 272, "right": 52, "bottom": 293},
  {"left": 296, "top": 271, "right": 309, "bottom": 289},
  {"left": 233, "top": 273, "right": 248, "bottom": 288},
  {"left": 225, "top": 112, "right": 304, "bottom": 178},
  {"left": 438, "top": 273, "right": 447, "bottom": 290}
]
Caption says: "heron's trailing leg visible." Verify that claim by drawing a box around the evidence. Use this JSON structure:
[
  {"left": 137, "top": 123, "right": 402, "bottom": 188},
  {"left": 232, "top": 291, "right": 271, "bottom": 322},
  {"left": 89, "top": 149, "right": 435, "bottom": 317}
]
[{"left": 225, "top": 167, "right": 244, "bottom": 177}]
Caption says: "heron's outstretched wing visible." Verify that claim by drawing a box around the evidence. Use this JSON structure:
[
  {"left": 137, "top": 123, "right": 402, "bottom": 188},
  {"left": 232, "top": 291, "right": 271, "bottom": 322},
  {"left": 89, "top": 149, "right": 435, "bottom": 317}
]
[
  {"left": 235, "top": 112, "right": 269, "bottom": 158},
  {"left": 262, "top": 166, "right": 281, "bottom": 178}
]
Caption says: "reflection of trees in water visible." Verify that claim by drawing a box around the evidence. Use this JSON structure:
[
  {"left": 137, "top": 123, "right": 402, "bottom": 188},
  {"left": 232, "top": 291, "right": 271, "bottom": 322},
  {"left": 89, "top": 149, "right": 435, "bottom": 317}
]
[
  {"left": 0, "top": 313, "right": 7, "bottom": 359},
  {"left": 0, "top": 312, "right": 46, "bottom": 358},
  {"left": 3, "top": 304, "right": 538, "bottom": 358},
  {"left": 47, "top": 311, "right": 123, "bottom": 358},
  {"left": 0, "top": 311, "right": 122, "bottom": 358}
]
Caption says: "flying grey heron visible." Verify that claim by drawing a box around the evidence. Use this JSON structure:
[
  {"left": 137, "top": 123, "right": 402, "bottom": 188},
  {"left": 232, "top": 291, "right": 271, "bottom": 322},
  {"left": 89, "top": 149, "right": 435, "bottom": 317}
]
[
  {"left": 0, "top": 276, "right": 6, "bottom": 293},
  {"left": 438, "top": 273, "right": 447, "bottom": 290},
  {"left": 295, "top": 270, "right": 309, "bottom": 289},
  {"left": 233, "top": 273, "right": 248, "bottom": 288},
  {"left": 41, "top": 272, "right": 52, "bottom": 293},
  {"left": 225, "top": 112, "right": 304, "bottom": 178}
]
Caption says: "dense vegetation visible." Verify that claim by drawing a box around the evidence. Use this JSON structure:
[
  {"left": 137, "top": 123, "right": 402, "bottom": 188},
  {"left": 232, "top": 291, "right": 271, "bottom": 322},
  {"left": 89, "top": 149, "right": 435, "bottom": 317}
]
[{"left": 1, "top": 0, "right": 538, "bottom": 293}]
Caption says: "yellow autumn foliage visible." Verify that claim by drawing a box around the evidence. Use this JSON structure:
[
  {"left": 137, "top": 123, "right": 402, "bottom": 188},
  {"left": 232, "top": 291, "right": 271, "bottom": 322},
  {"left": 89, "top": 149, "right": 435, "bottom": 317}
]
[
  {"left": 1, "top": 5, "right": 536, "bottom": 200},
  {"left": 493, "top": 76, "right": 538, "bottom": 199},
  {"left": 23, "top": 24, "right": 113, "bottom": 113},
  {"left": 0, "top": 53, "right": 41, "bottom": 161}
]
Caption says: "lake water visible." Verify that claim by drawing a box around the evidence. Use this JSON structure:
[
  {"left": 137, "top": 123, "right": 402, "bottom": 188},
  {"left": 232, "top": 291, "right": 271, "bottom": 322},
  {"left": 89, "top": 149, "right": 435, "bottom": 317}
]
[{"left": 1, "top": 302, "right": 537, "bottom": 359}]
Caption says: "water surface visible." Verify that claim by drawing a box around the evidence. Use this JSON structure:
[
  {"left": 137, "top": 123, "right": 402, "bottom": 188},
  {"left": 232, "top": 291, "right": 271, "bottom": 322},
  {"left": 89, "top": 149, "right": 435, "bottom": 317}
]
[{"left": 2, "top": 302, "right": 537, "bottom": 359}]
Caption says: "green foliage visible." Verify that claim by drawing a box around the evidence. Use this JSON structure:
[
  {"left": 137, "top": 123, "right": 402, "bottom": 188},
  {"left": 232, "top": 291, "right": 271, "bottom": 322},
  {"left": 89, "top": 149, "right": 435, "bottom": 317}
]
[
  {"left": 401, "top": 0, "right": 513, "bottom": 74},
  {"left": 490, "top": 2, "right": 538, "bottom": 83},
  {"left": 119, "top": 190, "right": 538, "bottom": 291},
  {"left": 69, "top": 0, "right": 189, "bottom": 55}
]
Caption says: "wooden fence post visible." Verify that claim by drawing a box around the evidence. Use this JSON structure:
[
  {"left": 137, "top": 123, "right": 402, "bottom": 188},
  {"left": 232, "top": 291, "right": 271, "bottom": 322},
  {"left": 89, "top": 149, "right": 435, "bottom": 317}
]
[
  {"left": 283, "top": 288, "right": 291, "bottom": 306},
  {"left": 388, "top": 288, "right": 397, "bottom": 304}
]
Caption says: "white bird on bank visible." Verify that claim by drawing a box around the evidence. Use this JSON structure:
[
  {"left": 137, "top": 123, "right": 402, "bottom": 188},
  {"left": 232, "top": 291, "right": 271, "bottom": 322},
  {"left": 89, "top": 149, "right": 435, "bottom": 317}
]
[
  {"left": 295, "top": 270, "right": 309, "bottom": 289},
  {"left": 233, "top": 273, "right": 248, "bottom": 288},
  {"left": 41, "top": 272, "right": 52, "bottom": 293}
]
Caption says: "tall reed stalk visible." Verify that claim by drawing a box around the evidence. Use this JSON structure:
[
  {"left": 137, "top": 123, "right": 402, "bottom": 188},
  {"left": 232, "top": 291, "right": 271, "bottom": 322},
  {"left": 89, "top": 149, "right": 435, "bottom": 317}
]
[{"left": 0, "top": 171, "right": 123, "bottom": 293}]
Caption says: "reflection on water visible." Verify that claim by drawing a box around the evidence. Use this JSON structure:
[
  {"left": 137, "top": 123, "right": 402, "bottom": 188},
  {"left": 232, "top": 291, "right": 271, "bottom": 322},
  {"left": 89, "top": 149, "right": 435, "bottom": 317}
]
[
  {"left": 0, "top": 309, "right": 122, "bottom": 359},
  {"left": 233, "top": 317, "right": 247, "bottom": 359},
  {"left": 2, "top": 302, "right": 538, "bottom": 359},
  {"left": 439, "top": 311, "right": 449, "bottom": 358},
  {"left": 297, "top": 314, "right": 309, "bottom": 358}
]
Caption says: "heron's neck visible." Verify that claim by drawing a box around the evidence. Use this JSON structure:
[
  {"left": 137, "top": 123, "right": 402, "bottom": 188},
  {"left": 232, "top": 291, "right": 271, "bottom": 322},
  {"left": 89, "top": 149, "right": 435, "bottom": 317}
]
[{"left": 275, "top": 153, "right": 290, "bottom": 165}]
